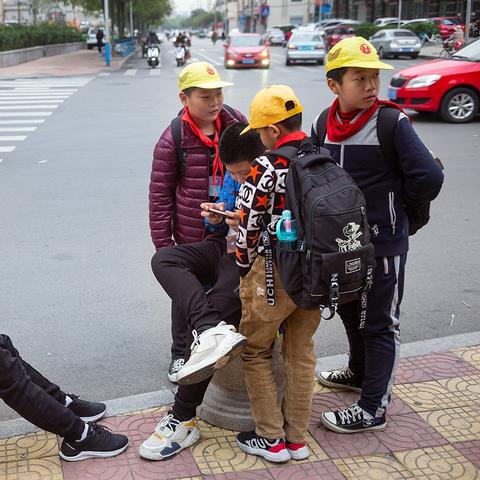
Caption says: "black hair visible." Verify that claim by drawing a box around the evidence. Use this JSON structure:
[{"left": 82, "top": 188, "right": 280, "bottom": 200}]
[
  {"left": 181, "top": 87, "right": 197, "bottom": 96},
  {"left": 326, "top": 67, "right": 348, "bottom": 84},
  {"left": 219, "top": 122, "right": 265, "bottom": 165},
  {"left": 277, "top": 112, "right": 302, "bottom": 132}
]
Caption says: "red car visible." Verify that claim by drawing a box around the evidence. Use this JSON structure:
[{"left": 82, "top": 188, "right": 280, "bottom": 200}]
[
  {"left": 325, "top": 25, "right": 355, "bottom": 50},
  {"left": 388, "top": 39, "right": 480, "bottom": 123},
  {"left": 428, "top": 17, "right": 462, "bottom": 40},
  {"left": 224, "top": 33, "right": 270, "bottom": 69}
]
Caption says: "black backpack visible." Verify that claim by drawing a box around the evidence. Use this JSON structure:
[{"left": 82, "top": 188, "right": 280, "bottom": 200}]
[
  {"left": 170, "top": 104, "right": 238, "bottom": 180},
  {"left": 268, "top": 139, "right": 376, "bottom": 322},
  {"left": 314, "top": 105, "right": 443, "bottom": 235}
]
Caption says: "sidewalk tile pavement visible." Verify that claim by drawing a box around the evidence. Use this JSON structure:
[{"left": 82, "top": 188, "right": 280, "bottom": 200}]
[{"left": 0, "top": 345, "right": 479, "bottom": 479}]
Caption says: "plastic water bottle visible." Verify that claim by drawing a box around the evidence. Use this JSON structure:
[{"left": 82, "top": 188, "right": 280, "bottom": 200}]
[{"left": 276, "top": 210, "right": 298, "bottom": 250}]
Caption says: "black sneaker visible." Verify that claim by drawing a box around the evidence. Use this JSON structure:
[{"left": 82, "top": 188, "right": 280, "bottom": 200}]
[
  {"left": 236, "top": 431, "right": 290, "bottom": 463},
  {"left": 168, "top": 358, "right": 185, "bottom": 383},
  {"left": 60, "top": 422, "right": 129, "bottom": 462},
  {"left": 321, "top": 403, "right": 386, "bottom": 434},
  {"left": 317, "top": 366, "right": 363, "bottom": 393},
  {"left": 67, "top": 394, "right": 107, "bottom": 422}
]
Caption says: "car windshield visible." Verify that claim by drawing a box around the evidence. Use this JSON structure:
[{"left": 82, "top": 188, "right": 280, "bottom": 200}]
[
  {"left": 333, "top": 27, "right": 354, "bottom": 34},
  {"left": 393, "top": 31, "right": 416, "bottom": 37},
  {"left": 292, "top": 34, "right": 321, "bottom": 42},
  {"left": 440, "top": 19, "right": 454, "bottom": 25},
  {"left": 448, "top": 18, "right": 463, "bottom": 25},
  {"left": 271, "top": 29, "right": 283, "bottom": 35},
  {"left": 230, "top": 36, "right": 262, "bottom": 47},
  {"left": 451, "top": 39, "right": 480, "bottom": 61}
]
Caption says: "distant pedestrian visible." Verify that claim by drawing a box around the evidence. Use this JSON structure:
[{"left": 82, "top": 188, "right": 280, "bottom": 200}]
[
  {"left": 96, "top": 28, "right": 104, "bottom": 52},
  {"left": 0, "top": 334, "right": 128, "bottom": 461}
]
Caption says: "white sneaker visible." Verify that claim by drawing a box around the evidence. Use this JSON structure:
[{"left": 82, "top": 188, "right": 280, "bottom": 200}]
[
  {"left": 167, "top": 358, "right": 185, "bottom": 383},
  {"left": 138, "top": 413, "right": 200, "bottom": 461},
  {"left": 177, "top": 321, "right": 246, "bottom": 385}
]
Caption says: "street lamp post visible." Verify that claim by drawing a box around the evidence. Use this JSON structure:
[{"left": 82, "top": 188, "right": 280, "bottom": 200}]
[
  {"left": 465, "top": 0, "right": 472, "bottom": 42},
  {"left": 103, "top": 0, "right": 111, "bottom": 66},
  {"left": 397, "top": 0, "right": 402, "bottom": 28}
]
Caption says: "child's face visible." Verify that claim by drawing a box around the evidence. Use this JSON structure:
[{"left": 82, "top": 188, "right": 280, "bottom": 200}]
[
  {"left": 180, "top": 88, "right": 224, "bottom": 124},
  {"left": 328, "top": 68, "right": 380, "bottom": 112},
  {"left": 226, "top": 159, "right": 253, "bottom": 184}
]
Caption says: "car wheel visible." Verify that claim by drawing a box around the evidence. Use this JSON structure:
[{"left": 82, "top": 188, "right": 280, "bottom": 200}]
[
  {"left": 317, "top": 59, "right": 324, "bottom": 65},
  {"left": 87, "top": 45, "right": 93, "bottom": 50},
  {"left": 410, "top": 53, "right": 419, "bottom": 59},
  {"left": 378, "top": 47, "right": 386, "bottom": 59},
  {"left": 286, "top": 58, "right": 292, "bottom": 66},
  {"left": 440, "top": 87, "right": 479, "bottom": 123}
]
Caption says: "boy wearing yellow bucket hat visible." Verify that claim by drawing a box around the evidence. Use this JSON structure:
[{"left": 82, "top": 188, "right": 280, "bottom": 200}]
[
  {"left": 235, "top": 85, "right": 321, "bottom": 463},
  {"left": 149, "top": 62, "right": 246, "bottom": 381},
  {"left": 311, "top": 37, "right": 444, "bottom": 434}
]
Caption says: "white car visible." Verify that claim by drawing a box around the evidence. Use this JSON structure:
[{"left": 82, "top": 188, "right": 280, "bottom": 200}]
[
  {"left": 374, "top": 17, "right": 400, "bottom": 27},
  {"left": 86, "top": 27, "right": 105, "bottom": 50}
]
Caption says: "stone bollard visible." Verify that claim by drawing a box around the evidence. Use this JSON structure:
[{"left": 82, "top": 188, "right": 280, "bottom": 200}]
[{"left": 197, "top": 338, "right": 284, "bottom": 432}]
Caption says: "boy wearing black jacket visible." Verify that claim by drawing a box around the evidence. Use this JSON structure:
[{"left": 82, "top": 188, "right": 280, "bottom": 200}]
[{"left": 311, "top": 37, "right": 444, "bottom": 433}]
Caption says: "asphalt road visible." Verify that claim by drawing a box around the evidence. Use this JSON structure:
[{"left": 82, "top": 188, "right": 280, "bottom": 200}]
[{"left": 0, "top": 38, "right": 479, "bottom": 421}]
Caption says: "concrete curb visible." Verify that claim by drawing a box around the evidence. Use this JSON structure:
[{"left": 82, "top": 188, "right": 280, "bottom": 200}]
[{"left": 0, "top": 330, "right": 478, "bottom": 439}]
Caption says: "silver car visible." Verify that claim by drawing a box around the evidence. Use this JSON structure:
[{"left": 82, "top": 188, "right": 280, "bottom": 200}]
[
  {"left": 266, "top": 28, "right": 285, "bottom": 46},
  {"left": 286, "top": 32, "right": 326, "bottom": 65},
  {"left": 370, "top": 29, "right": 421, "bottom": 59}
]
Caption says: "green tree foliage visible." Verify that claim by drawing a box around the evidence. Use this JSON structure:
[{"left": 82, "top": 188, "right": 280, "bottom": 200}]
[{"left": 0, "top": 24, "right": 83, "bottom": 51}]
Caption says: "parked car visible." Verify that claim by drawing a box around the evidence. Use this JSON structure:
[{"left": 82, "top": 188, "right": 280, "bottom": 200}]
[
  {"left": 265, "top": 28, "right": 285, "bottom": 46},
  {"left": 286, "top": 31, "right": 326, "bottom": 65},
  {"left": 428, "top": 17, "right": 458, "bottom": 40},
  {"left": 374, "top": 17, "right": 400, "bottom": 26},
  {"left": 387, "top": 39, "right": 480, "bottom": 122},
  {"left": 370, "top": 29, "right": 421, "bottom": 59},
  {"left": 86, "top": 27, "right": 105, "bottom": 50},
  {"left": 224, "top": 33, "right": 270, "bottom": 69},
  {"left": 319, "top": 18, "right": 353, "bottom": 28},
  {"left": 325, "top": 25, "right": 356, "bottom": 50}
]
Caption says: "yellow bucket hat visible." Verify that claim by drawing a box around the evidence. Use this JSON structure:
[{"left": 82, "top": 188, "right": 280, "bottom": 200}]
[
  {"left": 326, "top": 37, "right": 393, "bottom": 73},
  {"left": 241, "top": 85, "right": 303, "bottom": 134},
  {"left": 178, "top": 62, "right": 234, "bottom": 91}
]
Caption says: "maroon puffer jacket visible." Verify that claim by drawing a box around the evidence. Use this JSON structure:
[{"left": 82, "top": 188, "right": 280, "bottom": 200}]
[{"left": 149, "top": 106, "right": 246, "bottom": 249}]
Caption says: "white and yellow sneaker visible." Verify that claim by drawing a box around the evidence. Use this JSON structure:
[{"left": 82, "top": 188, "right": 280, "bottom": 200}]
[
  {"left": 138, "top": 413, "right": 200, "bottom": 461},
  {"left": 177, "top": 321, "right": 246, "bottom": 385}
]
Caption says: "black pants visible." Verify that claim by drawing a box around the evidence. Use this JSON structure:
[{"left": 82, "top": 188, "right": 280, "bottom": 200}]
[
  {"left": 0, "top": 335, "right": 85, "bottom": 440},
  {"left": 338, "top": 254, "right": 406, "bottom": 418},
  {"left": 97, "top": 41, "right": 102, "bottom": 52},
  {"left": 151, "top": 236, "right": 241, "bottom": 420}
]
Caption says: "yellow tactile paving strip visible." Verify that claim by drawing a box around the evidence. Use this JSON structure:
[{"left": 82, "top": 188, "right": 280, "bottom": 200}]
[{"left": 0, "top": 346, "right": 479, "bottom": 480}]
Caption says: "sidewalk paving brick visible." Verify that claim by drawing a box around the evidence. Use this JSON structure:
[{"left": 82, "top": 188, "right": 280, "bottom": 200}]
[{"left": 1, "top": 345, "right": 479, "bottom": 479}]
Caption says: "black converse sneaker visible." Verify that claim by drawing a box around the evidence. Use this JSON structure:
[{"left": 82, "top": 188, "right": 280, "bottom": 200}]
[
  {"left": 321, "top": 403, "right": 386, "bottom": 434},
  {"left": 59, "top": 422, "right": 129, "bottom": 462},
  {"left": 67, "top": 394, "right": 107, "bottom": 422},
  {"left": 317, "top": 366, "right": 363, "bottom": 393},
  {"left": 236, "top": 431, "right": 290, "bottom": 463},
  {"left": 168, "top": 358, "right": 185, "bottom": 383}
]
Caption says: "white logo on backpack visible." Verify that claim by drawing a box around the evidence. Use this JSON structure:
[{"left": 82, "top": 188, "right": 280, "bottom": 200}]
[{"left": 336, "top": 222, "right": 362, "bottom": 253}]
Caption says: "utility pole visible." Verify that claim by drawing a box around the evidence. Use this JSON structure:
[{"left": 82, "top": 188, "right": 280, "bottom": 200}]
[
  {"left": 465, "top": 0, "right": 472, "bottom": 42},
  {"left": 397, "top": 0, "right": 402, "bottom": 28},
  {"left": 103, "top": 0, "right": 111, "bottom": 66},
  {"left": 129, "top": 0, "right": 133, "bottom": 37},
  {"left": 250, "top": 0, "right": 254, "bottom": 32}
]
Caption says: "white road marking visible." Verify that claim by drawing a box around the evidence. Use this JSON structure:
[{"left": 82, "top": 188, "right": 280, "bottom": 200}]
[
  {"left": 98, "top": 73, "right": 111, "bottom": 77},
  {"left": 125, "top": 69, "right": 137, "bottom": 76},
  {"left": 0, "top": 96, "right": 69, "bottom": 100},
  {"left": 0, "top": 105, "right": 58, "bottom": 110},
  {"left": 7, "top": 89, "right": 77, "bottom": 93},
  {"left": 0, "top": 135, "right": 27, "bottom": 141},
  {"left": 38, "top": 160, "right": 48, "bottom": 164},
  {"left": 0, "top": 112, "right": 52, "bottom": 116},
  {"left": 0, "top": 127, "right": 36, "bottom": 132},
  {"left": 0, "top": 119, "right": 45, "bottom": 124},
  {"left": 149, "top": 69, "right": 162, "bottom": 76},
  {"left": 0, "top": 100, "right": 64, "bottom": 104},
  {"left": 190, "top": 50, "right": 221, "bottom": 66},
  {"left": 0, "top": 146, "right": 15, "bottom": 152}
]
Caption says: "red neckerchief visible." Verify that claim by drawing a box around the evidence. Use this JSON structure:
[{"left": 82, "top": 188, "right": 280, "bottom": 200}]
[
  {"left": 326, "top": 98, "right": 408, "bottom": 143},
  {"left": 274, "top": 131, "right": 308, "bottom": 148},
  {"left": 181, "top": 107, "right": 224, "bottom": 185}
]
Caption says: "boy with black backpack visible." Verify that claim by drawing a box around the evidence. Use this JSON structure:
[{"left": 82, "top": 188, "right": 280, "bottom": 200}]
[
  {"left": 311, "top": 37, "right": 444, "bottom": 433},
  {"left": 235, "top": 85, "right": 321, "bottom": 463}
]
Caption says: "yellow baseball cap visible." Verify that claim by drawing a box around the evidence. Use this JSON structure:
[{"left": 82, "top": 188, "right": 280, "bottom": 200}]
[
  {"left": 325, "top": 37, "right": 394, "bottom": 73},
  {"left": 178, "top": 62, "right": 234, "bottom": 91},
  {"left": 241, "top": 85, "right": 303, "bottom": 134}
]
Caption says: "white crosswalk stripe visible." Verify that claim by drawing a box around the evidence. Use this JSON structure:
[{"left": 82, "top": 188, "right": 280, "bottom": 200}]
[
  {"left": 125, "top": 69, "right": 137, "bottom": 76},
  {"left": 149, "top": 69, "right": 162, "bottom": 76},
  {"left": 0, "top": 76, "right": 92, "bottom": 160}
]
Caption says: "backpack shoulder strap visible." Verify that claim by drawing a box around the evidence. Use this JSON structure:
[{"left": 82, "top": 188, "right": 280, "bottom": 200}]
[
  {"left": 313, "top": 107, "right": 329, "bottom": 146},
  {"left": 377, "top": 106, "right": 400, "bottom": 163},
  {"left": 269, "top": 145, "right": 299, "bottom": 160},
  {"left": 223, "top": 104, "right": 237, "bottom": 118},
  {"left": 170, "top": 115, "right": 186, "bottom": 180}
]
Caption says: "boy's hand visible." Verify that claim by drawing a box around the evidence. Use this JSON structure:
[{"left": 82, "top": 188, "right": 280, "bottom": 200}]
[
  {"left": 225, "top": 210, "right": 240, "bottom": 231},
  {"left": 201, "top": 202, "right": 225, "bottom": 225}
]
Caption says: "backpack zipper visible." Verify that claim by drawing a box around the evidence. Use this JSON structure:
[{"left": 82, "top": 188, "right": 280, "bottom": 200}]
[{"left": 388, "top": 192, "right": 397, "bottom": 235}]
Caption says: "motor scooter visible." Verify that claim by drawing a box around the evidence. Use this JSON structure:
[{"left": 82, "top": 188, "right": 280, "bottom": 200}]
[
  {"left": 175, "top": 45, "right": 186, "bottom": 66},
  {"left": 147, "top": 44, "right": 160, "bottom": 68}
]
